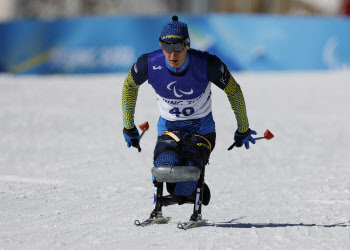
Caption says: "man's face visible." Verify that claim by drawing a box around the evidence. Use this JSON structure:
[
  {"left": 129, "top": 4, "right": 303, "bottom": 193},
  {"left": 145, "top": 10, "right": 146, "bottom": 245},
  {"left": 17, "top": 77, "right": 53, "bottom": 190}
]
[{"left": 162, "top": 47, "right": 188, "bottom": 69}]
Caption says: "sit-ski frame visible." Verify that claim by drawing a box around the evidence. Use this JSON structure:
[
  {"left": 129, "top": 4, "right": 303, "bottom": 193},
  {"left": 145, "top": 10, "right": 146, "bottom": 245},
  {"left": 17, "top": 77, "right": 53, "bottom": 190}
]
[{"left": 150, "top": 165, "right": 205, "bottom": 222}]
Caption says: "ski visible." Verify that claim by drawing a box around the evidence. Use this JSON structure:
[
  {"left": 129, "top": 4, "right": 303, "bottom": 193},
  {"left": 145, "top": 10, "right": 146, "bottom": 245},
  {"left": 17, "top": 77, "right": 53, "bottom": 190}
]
[
  {"left": 177, "top": 218, "right": 210, "bottom": 230},
  {"left": 134, "top": 216, "right": 171, "bottom": 227}
]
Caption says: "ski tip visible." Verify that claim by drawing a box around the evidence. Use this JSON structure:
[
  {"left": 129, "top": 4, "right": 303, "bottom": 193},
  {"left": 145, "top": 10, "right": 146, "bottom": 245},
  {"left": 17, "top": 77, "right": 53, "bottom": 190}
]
[
  {"left": 134, "top": 220, "right": 142, "bottom": 227},
  {"left": 177, "top": 220, "right": 209, "bottom": 230},
  {"left": 134, "top": 216, "right": 171, "bottom": 227}
]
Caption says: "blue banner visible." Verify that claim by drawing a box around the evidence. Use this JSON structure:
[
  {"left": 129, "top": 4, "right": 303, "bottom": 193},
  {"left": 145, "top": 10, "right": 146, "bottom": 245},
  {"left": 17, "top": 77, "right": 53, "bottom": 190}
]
[{"left": 0, "top": 14, "right": 350, "bottom": 74}]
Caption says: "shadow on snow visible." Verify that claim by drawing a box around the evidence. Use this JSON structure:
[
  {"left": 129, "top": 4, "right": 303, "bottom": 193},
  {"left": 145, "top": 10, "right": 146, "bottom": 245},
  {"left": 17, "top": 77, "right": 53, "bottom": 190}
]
[{"left": 212, "top": 218, "right": 350, "bottom": 228}]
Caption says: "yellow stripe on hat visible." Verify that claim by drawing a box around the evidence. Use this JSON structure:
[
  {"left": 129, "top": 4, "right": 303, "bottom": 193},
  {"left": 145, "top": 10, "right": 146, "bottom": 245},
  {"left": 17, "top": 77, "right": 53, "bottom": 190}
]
[{"left": 161, "top": 35, "right": 183, "bottom": 40}]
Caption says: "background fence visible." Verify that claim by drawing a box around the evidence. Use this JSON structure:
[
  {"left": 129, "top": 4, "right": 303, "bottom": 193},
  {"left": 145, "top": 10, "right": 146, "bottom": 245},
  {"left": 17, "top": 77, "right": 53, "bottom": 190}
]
[{"left": 1, "top": 14, "right": 350, "bottom": 74}]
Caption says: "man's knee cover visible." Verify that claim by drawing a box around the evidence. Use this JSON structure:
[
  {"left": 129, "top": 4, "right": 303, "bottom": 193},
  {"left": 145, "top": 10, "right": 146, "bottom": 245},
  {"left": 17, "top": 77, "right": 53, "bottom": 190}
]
[
  {"left": 153, "top": 136, "right": 182, "bottom": 166},
  {"left": 175, "top": 131, "right": 211, "bottom": 167},
  {"left": 153, "top": 132, "right": 211, "bottom": 168},
  {"left": 154, "top": 151, "right": 182, "bottom": 167}
]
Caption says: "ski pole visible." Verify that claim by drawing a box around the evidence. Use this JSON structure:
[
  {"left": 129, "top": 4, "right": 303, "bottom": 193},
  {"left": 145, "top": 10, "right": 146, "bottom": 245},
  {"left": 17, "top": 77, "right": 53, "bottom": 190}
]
[
  {"left": 136, "top": 121, "right": 149, "bottom": 152},
  {"left": 228, "top": 129, "right": 274, "bottom": 151}
]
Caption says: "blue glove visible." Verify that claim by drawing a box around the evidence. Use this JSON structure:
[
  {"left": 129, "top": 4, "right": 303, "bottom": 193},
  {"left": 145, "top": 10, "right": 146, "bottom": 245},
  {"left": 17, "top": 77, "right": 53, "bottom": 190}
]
[
  {"left": 234, "top": 129, "right": 257, "bottom": 149},
  {"left": 123, "top": 127, "right": 141, "bottom": 152}
]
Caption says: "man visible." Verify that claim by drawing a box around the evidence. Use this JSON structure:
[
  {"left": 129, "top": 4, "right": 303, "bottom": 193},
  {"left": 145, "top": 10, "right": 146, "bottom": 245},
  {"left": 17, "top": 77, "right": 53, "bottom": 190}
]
[{"left": 122, "top": 16, "right": 256, "bottom": 223}]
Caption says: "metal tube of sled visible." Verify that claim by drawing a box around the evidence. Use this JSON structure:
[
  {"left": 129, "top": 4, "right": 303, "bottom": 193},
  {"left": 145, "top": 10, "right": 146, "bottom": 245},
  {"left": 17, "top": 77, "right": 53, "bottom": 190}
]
[{"left": 151, "top": 166, "right": 201, "bottom": 183}]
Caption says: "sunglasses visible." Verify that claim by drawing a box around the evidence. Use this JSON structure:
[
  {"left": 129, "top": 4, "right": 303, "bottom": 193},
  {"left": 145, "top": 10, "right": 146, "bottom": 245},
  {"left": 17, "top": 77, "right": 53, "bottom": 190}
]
[{"left": 159, "top": 38, "right": 190, "bottom": 53}]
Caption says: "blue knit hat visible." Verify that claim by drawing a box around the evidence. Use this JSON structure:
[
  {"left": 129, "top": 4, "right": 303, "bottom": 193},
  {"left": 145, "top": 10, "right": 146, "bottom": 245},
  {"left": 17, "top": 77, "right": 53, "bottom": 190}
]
[{"left": 160, "top": 16, "right": 189, "bottom": 43}]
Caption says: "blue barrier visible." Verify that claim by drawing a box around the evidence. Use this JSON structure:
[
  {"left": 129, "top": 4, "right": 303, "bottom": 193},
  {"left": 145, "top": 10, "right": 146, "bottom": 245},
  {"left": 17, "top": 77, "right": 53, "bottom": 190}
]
[{"left": 0, "top": 14, "right": 349, "bottom": 74}]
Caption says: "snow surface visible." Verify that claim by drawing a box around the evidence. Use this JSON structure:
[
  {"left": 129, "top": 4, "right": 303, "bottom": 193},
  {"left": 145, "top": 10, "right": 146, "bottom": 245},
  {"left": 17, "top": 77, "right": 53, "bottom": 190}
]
[{"left": 0, "top": 71, "right": 350, "bottom": 249}]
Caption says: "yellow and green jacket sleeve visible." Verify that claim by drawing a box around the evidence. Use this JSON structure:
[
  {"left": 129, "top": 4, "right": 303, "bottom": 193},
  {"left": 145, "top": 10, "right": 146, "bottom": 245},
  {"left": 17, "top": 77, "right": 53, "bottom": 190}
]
[
  {"left": 122, "top": 71, "right": 140, "bottom": 129},
  {"left": 224, "top": 74, "right": 249, "bottom": 133}
]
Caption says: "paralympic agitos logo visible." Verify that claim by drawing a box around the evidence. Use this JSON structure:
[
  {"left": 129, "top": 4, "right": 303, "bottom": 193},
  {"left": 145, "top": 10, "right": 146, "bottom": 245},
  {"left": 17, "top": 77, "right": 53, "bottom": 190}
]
[{"left": 166, "top": 81, "right": 193, "bottom": 98}]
